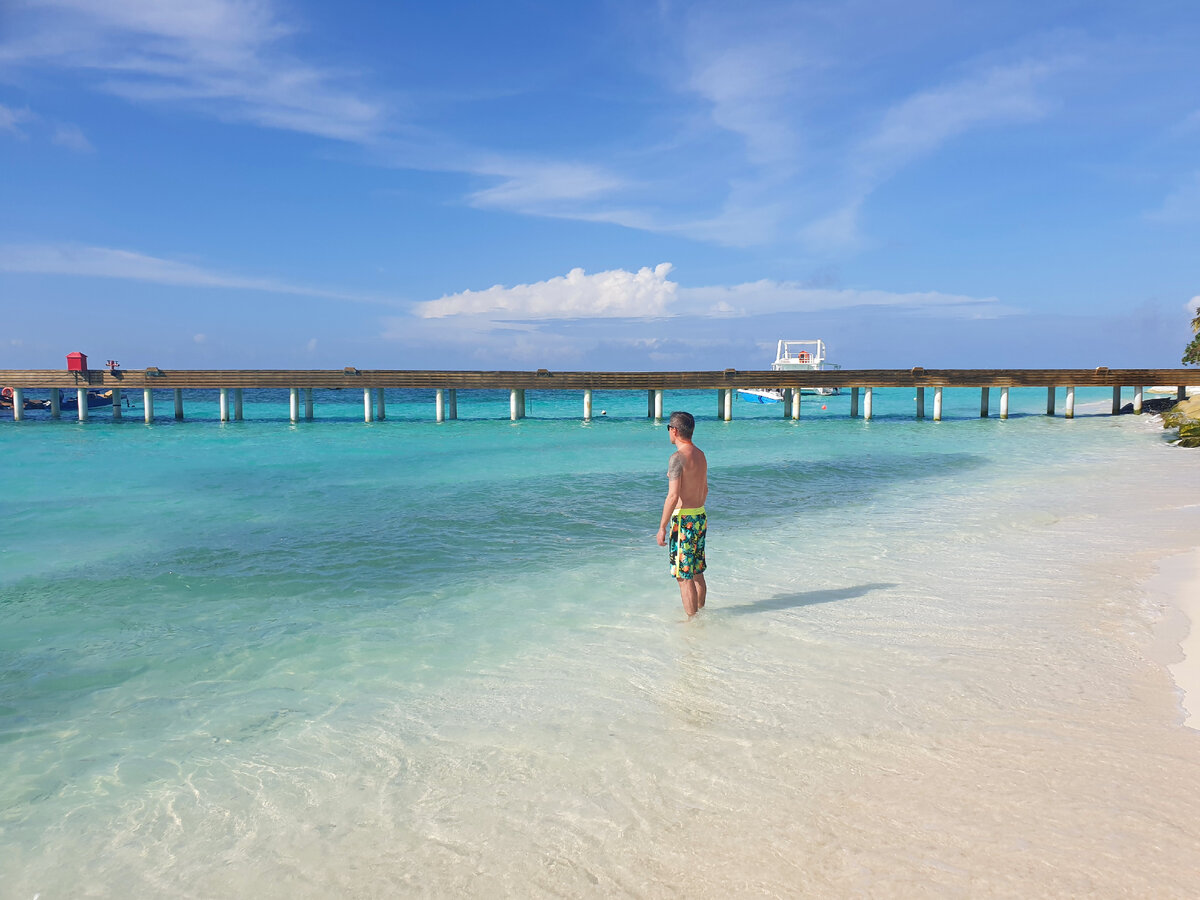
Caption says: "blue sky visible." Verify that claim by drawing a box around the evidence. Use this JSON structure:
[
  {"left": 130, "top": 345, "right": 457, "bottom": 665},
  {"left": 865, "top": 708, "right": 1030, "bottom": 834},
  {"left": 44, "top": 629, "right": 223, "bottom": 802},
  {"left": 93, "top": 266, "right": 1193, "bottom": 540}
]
[{"left": 1, "top": 0, "right": 1198, "bottom": 371}]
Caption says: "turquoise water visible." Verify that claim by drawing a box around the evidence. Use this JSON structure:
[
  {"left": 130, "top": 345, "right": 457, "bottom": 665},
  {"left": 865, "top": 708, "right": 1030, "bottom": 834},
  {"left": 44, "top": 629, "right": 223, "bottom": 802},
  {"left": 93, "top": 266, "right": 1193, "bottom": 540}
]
[{"left": 3, "top": 388, "right": 1200, "bottom": 897}]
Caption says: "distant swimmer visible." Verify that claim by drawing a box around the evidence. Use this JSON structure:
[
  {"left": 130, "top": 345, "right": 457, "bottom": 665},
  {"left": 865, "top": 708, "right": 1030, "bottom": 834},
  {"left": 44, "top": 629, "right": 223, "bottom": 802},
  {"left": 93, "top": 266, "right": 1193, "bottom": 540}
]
[{"left": 655, "top": 410, "right": 708, "bottom": 617}]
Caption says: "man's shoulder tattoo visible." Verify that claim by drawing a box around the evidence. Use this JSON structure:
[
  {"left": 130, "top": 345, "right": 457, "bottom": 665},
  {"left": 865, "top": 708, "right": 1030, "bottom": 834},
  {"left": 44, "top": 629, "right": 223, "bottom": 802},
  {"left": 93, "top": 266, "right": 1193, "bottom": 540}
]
[{"left": 667, "top": 452, "right": 684, "bottom": 480}]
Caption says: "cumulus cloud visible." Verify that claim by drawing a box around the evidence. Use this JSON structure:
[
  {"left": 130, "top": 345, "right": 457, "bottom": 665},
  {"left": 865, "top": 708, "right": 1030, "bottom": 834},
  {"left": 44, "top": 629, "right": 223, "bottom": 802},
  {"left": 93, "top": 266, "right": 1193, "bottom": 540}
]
[
  {"left": 0, "top": 242, "right": 397, "bottom": 304},
  {"left": 410, "top": 262, "right": 999, "bottom": 329},
  {"left": 414, "top": 264, "right": 678, "bottom": 319}
]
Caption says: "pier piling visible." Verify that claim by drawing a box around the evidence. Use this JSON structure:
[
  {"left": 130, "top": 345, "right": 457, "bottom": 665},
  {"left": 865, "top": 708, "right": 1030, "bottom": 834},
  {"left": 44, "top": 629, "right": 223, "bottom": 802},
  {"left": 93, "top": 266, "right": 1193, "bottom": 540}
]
[
  {"left": 933, "top": 386, "right": 943, "bottom": 421},
  {"left": 174, "top": 389, "right": 184, "bottom": 420},
  {"left": 1000, "top": 387, "right": 1010, "bottom": 420},
  {"left": 77, "top": 388, "right": 88, "bottom": 422},
  {"left": 1066, "top": 386, "right": 1076, "bottom": 419},
  {"left": 1047, "top": 387, "right": 1055, "bottom": 416},
  {"left": 143, "top": 389, "right": 154, "bottom": 423}
]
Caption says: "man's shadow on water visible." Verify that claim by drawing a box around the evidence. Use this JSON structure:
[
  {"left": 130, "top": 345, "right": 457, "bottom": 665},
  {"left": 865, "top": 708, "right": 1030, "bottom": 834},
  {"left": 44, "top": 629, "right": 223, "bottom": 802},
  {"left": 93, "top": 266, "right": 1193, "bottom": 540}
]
[{"left": 718, "top": 582, "right": 897, "bottom": 615}]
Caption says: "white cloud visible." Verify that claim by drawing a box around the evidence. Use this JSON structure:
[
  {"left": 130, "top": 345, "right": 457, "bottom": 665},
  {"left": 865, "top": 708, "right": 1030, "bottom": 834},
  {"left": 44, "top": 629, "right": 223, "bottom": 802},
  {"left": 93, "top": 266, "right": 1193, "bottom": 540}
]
[
  {"left": 679, "top": 280, "right": 999, "bottom": 318},
  {"left": 193, "top": 333, "right": 207, "bottom": 343},
  {"left": 0, "top": 103, "right": 32, "bottom": 137},
  {"left": 51, "top": 122, "right": 93, "bottom": 152},
  {"left": 1146, "top": 172, "right": 1200, "bottom": 224},
  {"left": 0, "top": 242, "right": 397, "bottom": 304},
  {"left": 0, "top": 0, "right": 383, "bottom": 142},
  {"left": 411, "top": 262, "right": 998, "bottom": 327},
  {"left": 414, "top": 264, "right": 678, "bottom": 319},
  {"left": 859, "top": 60, "right": 1056, "bottom": 179},
  {"left": 468, "top": 160, "right": 628, "bottom": 212}
]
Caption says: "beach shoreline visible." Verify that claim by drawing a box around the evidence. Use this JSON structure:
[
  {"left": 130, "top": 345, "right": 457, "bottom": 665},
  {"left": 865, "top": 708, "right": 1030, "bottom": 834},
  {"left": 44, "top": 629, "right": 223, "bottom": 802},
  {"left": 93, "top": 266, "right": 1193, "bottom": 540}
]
[{"left": 1149, "top": 545, "right": 1200, "bottom": 730}]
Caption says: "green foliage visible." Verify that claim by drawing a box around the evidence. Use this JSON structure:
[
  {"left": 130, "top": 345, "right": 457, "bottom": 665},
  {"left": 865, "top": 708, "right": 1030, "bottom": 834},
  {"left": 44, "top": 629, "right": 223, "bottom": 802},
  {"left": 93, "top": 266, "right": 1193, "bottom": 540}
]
[{"left": 1186, "top": 332, "right": 1200, "bottom": 367}]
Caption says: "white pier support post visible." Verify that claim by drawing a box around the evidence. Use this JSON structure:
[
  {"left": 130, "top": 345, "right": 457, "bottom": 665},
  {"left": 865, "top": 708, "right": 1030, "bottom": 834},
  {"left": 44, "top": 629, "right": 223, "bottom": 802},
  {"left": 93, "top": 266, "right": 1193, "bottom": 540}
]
[
  {"left": 722, "top": 388, "right": 733, "bottom": 421},
  {"left": 583, "top": 389, "right": 593, "bottom": 421},
  {"left": 376, "top": 388, "right": 386, "bottom": 420},
  {"left": 448, "top": 389, "right": 457, "bottom": 420},
  {"left": 143, "top": 389, "right": 154, "bottom": 423},
  {"left": 174, "top": 389, "right": 184, "bottom": 420},
  {"left": 305, "top": 388, "right": 314, "bottom": 421},
  {"left": 1112, "top": 386, "right": 1121, "bottom": 415},
  {"left": 111, "top": 388, "right": 122, "bottom": 420},
  {"left": 1133, "top": 386, "right": 1143, "bottom": 414},
  {"left": 50, "top": 389, "right": 60, "bottom": 419},
  {"left": 1000, "top": 387, "right": 1010, "bottom": 420},
  {"left": 980, "top": 387, "right": 990, "bottom": 418},
  {"left": 1047, "top": 386, "right": 1055, "bottom": 416},
  {"left": 1066, "top": 386, "right": 1076, "bottom": 419},
  {"left": 510, "top": 388, "right": 522, "bottom": 421},
  {"left": 11, "top": 388, "right": 23, "bottom": 421},
  {"left": 363, "top": 388, "right": 374, "bottom": 422},
  {"left": 289, "top": 388, "right": 299, "bottom": 423},
  {"left": 850, "top": 387, "right": 860, "bottom": 418},
  {"left": 916, "top": 387, "right": 925, "bottom": 419},
  {"left": 790, "top": 388, "right": 801, "bottom": 420},
  {"left": 863, "top": 388, "right": 873, "bottom": 421},
  {"left": 653, "top": 389, "right": 664, "bottom": 421},
  {"left": 234, "top": 389, "right": 243, "bottom": 421},
  {"left": 77, "top": 387, "right": 88, "bottom": 422},
  {"left": 933, "top": 386, "right": 943, "bottom": 422},
  {"left": 219, "top": 388, "right": 230, "bottom": 422},
  {"left": 436, "top": 389, "right": 446, "bottom": 423}
]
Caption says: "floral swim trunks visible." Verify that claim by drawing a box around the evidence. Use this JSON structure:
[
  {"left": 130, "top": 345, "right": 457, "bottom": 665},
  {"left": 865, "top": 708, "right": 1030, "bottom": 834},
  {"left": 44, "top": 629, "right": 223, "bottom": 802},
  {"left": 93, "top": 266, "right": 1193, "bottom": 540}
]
[{"left": 669, "top": 506, "right": 707, "bottom": 580}]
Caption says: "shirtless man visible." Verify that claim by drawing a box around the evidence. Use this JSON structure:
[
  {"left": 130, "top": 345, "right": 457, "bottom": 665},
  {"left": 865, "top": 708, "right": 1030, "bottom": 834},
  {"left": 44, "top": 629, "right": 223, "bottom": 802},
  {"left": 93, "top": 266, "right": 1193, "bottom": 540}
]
[{"left": 655, "top": 411, "right": 709, "bottom": 617}]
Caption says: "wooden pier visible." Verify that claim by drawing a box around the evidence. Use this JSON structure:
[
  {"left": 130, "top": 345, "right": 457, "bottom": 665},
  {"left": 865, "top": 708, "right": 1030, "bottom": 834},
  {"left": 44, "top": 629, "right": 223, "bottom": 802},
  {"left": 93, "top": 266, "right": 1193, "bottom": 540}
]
[{"left": 1, "top": 367, "right": 1194, "bottom": 423}]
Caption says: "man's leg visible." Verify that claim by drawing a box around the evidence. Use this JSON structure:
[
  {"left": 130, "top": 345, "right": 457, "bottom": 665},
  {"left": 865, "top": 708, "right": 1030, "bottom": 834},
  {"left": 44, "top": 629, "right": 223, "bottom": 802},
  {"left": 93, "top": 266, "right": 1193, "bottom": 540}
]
[
  {"left": 694, "top": 573, "right": 707, "bottom": 610},
  {"left": 677, "top": 578, "right": 699, "bottom": 617}
]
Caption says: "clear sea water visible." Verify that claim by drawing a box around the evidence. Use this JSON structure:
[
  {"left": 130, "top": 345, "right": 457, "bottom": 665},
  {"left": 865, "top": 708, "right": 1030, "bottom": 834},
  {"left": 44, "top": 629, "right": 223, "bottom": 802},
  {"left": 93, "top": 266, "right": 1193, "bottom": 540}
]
[{"left": 3, "top": 387, "right": 1200, "bottom": 898}]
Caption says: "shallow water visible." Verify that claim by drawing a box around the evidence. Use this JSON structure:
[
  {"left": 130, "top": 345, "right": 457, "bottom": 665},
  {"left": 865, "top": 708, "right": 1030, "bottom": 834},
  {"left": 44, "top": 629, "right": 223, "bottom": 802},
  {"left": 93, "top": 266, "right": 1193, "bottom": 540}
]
[{"left": 3, "top": 388, "right": 1199, "bottom": 897}]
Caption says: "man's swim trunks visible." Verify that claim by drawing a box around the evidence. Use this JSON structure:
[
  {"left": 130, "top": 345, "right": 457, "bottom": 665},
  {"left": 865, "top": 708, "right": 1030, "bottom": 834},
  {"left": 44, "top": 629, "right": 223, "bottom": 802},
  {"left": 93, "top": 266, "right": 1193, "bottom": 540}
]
[{"left": 669, "top": 506, "right": 707, "bottom": 580}]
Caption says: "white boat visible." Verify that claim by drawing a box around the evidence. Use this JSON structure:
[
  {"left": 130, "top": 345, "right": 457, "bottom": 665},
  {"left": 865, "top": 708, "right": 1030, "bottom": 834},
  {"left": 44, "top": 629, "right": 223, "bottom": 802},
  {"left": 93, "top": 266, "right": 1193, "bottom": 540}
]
[{"left": 738, "top": 339, "right": 841, "bottom": 403}]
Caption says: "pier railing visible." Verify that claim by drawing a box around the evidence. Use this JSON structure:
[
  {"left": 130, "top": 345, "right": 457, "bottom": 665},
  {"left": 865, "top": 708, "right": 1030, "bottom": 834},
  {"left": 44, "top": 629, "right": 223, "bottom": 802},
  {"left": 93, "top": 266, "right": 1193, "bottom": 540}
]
[{"left": 2, "top": 367, "right": 1195, "bottom": 423}]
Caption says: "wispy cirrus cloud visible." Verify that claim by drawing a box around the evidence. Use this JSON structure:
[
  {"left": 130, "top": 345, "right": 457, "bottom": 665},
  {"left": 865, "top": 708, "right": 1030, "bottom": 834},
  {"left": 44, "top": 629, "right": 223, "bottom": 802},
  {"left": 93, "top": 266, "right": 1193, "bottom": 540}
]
[
  {"left": 0, "top": 0, "right": 383, "bottom": 142},
  {"left": 0, "top": 242, "right": 397, "bottom": 304},
  {"left": 1146, "top": 171, "right": 1200, "bottom": 224}
]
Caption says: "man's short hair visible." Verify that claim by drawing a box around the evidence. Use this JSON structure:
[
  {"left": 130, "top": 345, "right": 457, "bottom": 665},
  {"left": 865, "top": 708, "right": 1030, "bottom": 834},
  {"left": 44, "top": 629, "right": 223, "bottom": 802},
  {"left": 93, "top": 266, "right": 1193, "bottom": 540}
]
[{"left": 669, "top": 410, "right": 695, "bottom": 438}]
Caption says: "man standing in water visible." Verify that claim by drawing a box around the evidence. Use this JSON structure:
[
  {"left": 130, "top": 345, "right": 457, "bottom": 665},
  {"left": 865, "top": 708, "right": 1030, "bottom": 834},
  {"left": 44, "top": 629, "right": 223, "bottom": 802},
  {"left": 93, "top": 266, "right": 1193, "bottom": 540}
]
[{"left": 656, "top": 411, "right": 708, "bottom": 617}]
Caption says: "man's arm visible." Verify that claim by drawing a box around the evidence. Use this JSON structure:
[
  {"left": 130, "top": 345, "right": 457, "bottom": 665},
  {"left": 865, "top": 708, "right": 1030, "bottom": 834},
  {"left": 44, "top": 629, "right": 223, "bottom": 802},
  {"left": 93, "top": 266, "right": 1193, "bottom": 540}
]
[{"left": 656, "top": 453, "right": 683, "bottom": 546}]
